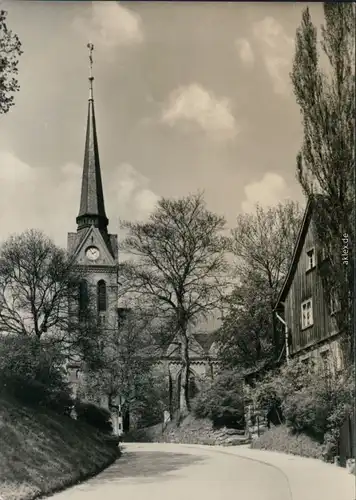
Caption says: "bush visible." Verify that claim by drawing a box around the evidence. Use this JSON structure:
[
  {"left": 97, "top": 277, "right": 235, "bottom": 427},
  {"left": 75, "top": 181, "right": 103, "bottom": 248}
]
[
  {"left": 0, "top": 335, "right": 73, "bottom": 415},
  {"left": 252, "top": 359, "right": 355, "bottom": 461},
  {"left": 322, "top": 368, "right": 355, "bottom": 461},
  {"left": 192, "top": 370, "right": 245, "bottom": 429},
  {"left": 282, "top": 388, "right": 330, "bottom": 442},
  {"left": 251, "top": 424, "right": 324, "bottom": 459},
  {"left": 75, "top": 400, "right": 113, "bottom": 434}
]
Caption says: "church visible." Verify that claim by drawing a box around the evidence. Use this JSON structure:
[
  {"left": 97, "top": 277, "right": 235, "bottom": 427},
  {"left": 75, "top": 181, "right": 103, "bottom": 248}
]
[
  {"left": 66, "top": 44, "right": 121, "bottom": 429},
  {"left": 66, "top": 45, "right": 218, "bottom": 432}
]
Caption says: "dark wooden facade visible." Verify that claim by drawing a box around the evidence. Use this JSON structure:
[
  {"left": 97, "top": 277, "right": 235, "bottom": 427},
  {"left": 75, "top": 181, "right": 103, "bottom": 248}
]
[{"left": 276, "top": 199, "right": 340, "bottom": 357}]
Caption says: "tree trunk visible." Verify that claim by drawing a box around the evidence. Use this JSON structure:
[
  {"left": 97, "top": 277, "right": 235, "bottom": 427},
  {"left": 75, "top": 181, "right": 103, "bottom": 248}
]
[
  {"left": 168, "top": 368, "right": 173, "bottom": 419},
  {"left": 179, "top": 332, "right": 191, "bottom": 414},
  {"left": 271, "top": 307, "right": 279, "bottom": 361}
]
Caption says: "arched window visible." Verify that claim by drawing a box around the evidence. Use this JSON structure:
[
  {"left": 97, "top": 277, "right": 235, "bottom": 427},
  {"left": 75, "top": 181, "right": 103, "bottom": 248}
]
[
  {"left": 78, "top": 280, "right": 88, "bottom": 315},
  {"left": 97, "top": 280, "right": 107, "bottom": 312}
]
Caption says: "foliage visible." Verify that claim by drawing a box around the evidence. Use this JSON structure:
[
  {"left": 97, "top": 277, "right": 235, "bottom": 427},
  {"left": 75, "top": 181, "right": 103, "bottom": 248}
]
[
  {"left": 0, "top": 229, "right": 100, "bottom": 363},
  {"left": 283, "top": 389, "right": 330, "bottom": 442},
  {"left": 78, "top": 309, "right": 166, "bottom": 425},
  {"left": 219, "top": 201, "right": 302, "bottom": 367},
  {"left": 74, "top": 400, "right": 113, "bottom": 434},
  {"left": 0, "top": 9, "right": 23, "bottom": 114},
  {"left": 192, "top": 370, "right": 245, "bottom": 429},
  {"left": 130, "top": 367, "right": 170, "bottom": 429},
  {"left": 251, "top": 424, "right": 324, "bottom": 460},
  {"left": 120, "top": 192, "right": 230, "bottom": 412},
  {"left": 252, "top": 359, "right": 310, "bottom": 412},
  {"left": 291, "top": 3, "right": 355, "bottom": 359},
  {"left": 251, "top": 358, "right": 355, "bottom": 458},
  {"left": 0, "top": 334, "right": 73, "bottom": 415},
  {"left": 218, "top": 278, "right": 274, "bottom": 369},
  {"left": 322, "top": 367, "right": 355, "bottom": 460}
]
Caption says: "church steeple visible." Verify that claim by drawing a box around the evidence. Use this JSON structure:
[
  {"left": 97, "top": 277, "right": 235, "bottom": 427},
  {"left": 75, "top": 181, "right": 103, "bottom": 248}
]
[{"left": 76, "top": 43, "right": 109, "bottom": 233}]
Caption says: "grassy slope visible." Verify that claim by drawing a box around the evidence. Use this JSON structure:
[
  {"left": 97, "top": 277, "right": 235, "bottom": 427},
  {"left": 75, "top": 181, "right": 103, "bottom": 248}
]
[
  {"left": 0, "top": 395, "right": 120, "bottom": 500},
  {"left": 251, "top": 424, "right": 324, "bottom": 459}
]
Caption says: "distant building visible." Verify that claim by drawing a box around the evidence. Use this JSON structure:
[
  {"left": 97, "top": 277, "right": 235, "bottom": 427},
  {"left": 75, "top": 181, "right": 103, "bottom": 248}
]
[
  {"left": 160, "top": 329, "right": 219, "bottom": 411},
  {"left": 275, "top": 196, "right": 344, "bottom": 373}
]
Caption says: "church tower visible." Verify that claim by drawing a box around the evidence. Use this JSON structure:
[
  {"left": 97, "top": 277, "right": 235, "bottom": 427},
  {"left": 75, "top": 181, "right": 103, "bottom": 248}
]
[{"left": 67, "top": 44, "right": 119, "bottom": 392}]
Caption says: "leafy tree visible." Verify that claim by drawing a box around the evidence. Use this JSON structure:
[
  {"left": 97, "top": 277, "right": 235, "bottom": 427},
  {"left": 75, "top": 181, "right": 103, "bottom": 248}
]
[
  {"left": 0, "top": 229, "right": 98, "bottom": 362},
  {"left": 192, "top": 369, "right": 245, "bottom": 429},
  {"left": 219, "top": 201, "right": 302, "bottom": 366},
  {"left": 78, "top": 310, "right": 166, "bottom": 427},
  {"left": 218, "top": 275, "right": 274, "bottom": 369},
  {"left": 0, "top": 8, "right": 23, "bottom": 114},
  {"left": 291, "top": 3, "right": 355, "bottom": 360},
  {"left": 120, "top": 193, "right": 229, "bottom": 413}
]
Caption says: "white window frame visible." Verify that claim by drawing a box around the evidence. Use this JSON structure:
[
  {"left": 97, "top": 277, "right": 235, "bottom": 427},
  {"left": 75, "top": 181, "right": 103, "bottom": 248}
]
[
  {"left": 301, "top": 298, "right": 313, "bottom": 330},
  {"left": 306, "top": 247, "right": 316, "bottom": 271}
]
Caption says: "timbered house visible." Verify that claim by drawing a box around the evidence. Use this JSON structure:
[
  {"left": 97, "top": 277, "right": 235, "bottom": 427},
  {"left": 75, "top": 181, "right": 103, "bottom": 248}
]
[{"left": 274, "top": 197, "right": 344, "bottom": 373}]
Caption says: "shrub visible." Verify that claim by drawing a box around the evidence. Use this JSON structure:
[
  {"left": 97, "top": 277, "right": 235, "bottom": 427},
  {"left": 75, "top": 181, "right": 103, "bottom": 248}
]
[
  {"left": 252, "top": 359, "right": 355, "bottom": 460},
  {"left": 192, "top": 370, "right": 245, "bottom": 429},
  {"left": 0, "top": 335, "right": 73, "bottom": 414},
  {"left": 75, "top": 400, "right": 113, "bottom": 434},
  {"left": 322, "top": 368, "right": 355, "bottom": 461},
  {"left": 282, "top": 388, "right": 330, "bottom": 442}
]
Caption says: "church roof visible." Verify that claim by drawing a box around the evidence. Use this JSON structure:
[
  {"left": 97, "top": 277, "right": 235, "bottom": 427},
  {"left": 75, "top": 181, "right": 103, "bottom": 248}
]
[
  {"left": 76, "top": 44, "right": 108, "bottom": 232},
  {"left": 193, "top": 332, "right": 217, "bottom": 353}
]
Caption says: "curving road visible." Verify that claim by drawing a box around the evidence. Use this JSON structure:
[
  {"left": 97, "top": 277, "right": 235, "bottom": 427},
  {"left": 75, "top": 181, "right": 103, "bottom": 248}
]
[{"left": 50, "top": 443, "right": 294, "bottom": 500}]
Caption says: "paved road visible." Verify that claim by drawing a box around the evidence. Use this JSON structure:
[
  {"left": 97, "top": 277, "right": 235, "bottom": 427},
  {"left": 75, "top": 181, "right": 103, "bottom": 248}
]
[{"left": 50, "top": 443, "right": 293, "bottom": 500}]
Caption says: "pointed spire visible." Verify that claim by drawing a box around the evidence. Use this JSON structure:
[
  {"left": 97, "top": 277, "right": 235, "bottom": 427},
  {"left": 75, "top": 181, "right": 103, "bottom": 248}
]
[{"left": 76, "top": 43, "right": 109, "bottom": 233}]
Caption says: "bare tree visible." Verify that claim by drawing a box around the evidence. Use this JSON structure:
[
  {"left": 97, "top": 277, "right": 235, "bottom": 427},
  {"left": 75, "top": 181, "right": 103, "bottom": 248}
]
[
  {"left": 228, "top": 201, "right": 303, "bottom": 360},
  {"left": 0, "top": 229, "right": 97, "bottom": 362},
  {"left": 120, "top": 193, "right": 229, "bottom": 413},
  {"left": 0, "top": 8, "right": 23, "bottom": 114},
  {"left": 291, "top": 3, "right": 355, "bottom": 359}
]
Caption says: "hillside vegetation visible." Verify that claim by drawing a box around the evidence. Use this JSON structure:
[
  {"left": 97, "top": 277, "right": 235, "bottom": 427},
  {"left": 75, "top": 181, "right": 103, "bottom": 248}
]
[{"left": 0, "top": 395, "right": 120, "bottom": 500}]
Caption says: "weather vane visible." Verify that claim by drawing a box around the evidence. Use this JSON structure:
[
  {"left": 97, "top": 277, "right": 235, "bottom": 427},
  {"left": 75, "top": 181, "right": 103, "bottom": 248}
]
[{"left": 87, "top": 42, "right": 94, "bottom": 79}]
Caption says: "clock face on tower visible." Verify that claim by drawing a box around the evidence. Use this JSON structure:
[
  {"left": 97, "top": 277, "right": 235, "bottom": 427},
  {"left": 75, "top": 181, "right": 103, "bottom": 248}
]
[{"left": 86, "top": 246, "right": 100, "bottom": 261}]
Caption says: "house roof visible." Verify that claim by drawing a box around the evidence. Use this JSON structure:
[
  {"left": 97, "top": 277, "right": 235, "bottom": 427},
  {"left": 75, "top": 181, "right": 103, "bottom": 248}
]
[{"left": 274, "top": 195, "right": 321, "bottom": 310}]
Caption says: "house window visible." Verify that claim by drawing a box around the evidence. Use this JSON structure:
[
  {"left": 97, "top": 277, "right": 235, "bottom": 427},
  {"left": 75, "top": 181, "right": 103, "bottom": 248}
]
[
  {"left": 306, "top": 248, "right": 316, "bottom": 271},
  {"left": 330, "top": 288, "right": 340, "bottom": 315},
  {"left": 301, "top": 298, "right": 313, "bottom": 329},
  {"left": 97, "top": 280, "right": 107, "bottom": 312}
]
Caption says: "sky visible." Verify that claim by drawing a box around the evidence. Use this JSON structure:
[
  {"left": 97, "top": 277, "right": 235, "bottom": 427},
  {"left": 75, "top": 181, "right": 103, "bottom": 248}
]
[{"left": 0, "top": 1, "right": 325, "bottom": 249}]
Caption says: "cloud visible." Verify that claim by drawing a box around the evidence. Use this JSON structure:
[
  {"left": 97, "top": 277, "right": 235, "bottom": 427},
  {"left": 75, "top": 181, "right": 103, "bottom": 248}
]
[
  {"left": 241, "top": 172, "right": 291, "bottom": 212},
  {"left": 73, "top": 1, "right": 143, "bottom": 51},
  {"left": 107, "top": 163, "right": 159, "bottom": 225},
  {"left": 161, "top": 83, "right": 238, "bottom": 142},
  {"left": 253, "top": 17, "right": 294, "bottom": 96},
  {"left": 235, "top": 38, "right": 255, "bottom": 67},
  {"left": 0, "top": 152, "right": 158, "bottom": 248}
]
